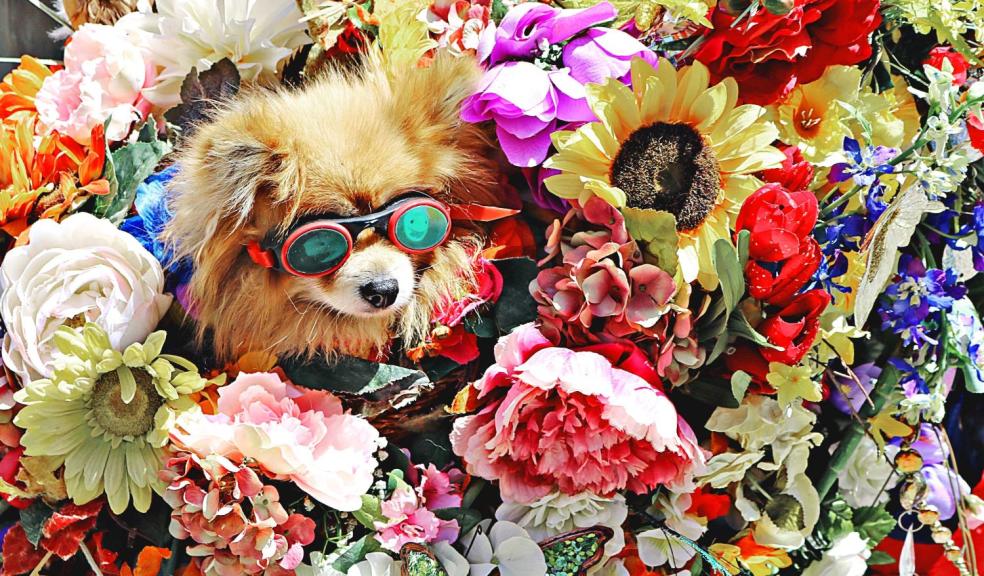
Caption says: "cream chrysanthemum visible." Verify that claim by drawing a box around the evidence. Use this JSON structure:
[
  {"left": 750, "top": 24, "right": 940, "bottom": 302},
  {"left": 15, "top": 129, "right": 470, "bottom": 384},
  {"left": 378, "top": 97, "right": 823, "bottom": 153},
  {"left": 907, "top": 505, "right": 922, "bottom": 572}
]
[
  {"left": 14, "top": 323, "right": 208, "bottom": 514},
  {"left": 544, "top": 57, "right": 785, "bottom": 290}
]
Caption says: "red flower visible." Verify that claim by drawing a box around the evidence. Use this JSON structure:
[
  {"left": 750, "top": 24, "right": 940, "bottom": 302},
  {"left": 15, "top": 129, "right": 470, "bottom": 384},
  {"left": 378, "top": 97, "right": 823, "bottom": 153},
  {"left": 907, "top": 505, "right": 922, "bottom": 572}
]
[
  {"left": 757, "top": 144, "right": 814, "bottom": 191},
  {"left": 758, "top": 289, "right": 831, "bottom": 364},
  {"left": 968, "top": 113, "right": 984, "bottom": 154},
  {"left": 736, "top": 184, "right": 818, "bottom": 262},
  {"left": 746, "top": 236, "right": 822, "bottom": 306},
  {"left": 693, "top": 0, "right": 881, "bottom": 105},
  {"left": 924, "top": 46, "right": 970, "bottom": 86},
  {"left": 686, "top": 488, "right": 731, "bottom": 521}
]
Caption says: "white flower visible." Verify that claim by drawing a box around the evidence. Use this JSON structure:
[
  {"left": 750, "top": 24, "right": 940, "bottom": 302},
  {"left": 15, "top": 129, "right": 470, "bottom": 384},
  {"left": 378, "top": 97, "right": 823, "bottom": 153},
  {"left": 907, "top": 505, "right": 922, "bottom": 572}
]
[
  {"left": 433, "top": 520, "right": 547, "bottom": 576},
  {"left": 835, "top": 435, "right": 899, "bottom": 508},
  {"left": 0, "top": 213, "right": 171, "bottom": 382},
  {"left": 118, "top": 0, "right": 309, "bottom": 107},
  {"left": 496, "top": 490, "right": 628, "bottom": 560},
  {"left": 297, "top": 552, "right": 402, "bottom": 576},
  {"left": 801, "top": 532, "right": 870, "bottom": 576},
  {"left": 636, "top": 491, "right": 707, "bottom": 570}
]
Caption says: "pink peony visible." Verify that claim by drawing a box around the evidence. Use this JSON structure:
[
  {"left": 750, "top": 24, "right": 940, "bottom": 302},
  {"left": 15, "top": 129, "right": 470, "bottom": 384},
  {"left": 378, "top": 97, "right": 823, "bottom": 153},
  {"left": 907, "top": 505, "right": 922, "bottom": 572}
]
[
  {"left": 172, "top": 372, "right": 384, "bottom": 512},
  {"left": 451, "top": 324, "right": 705, "bottom": 504},
  {"left": 35, "top": 24, "right": 156, "bottom": 144},
  {"left": 374, "top": 486, "right": 460, "bottom": 552}
]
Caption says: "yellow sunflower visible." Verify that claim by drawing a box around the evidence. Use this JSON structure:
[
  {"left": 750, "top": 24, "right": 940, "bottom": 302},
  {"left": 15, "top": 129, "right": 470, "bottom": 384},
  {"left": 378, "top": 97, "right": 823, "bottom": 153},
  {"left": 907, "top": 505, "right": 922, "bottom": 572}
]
[{"left": 543, "top": 57, "right": 785, "bottom": 290}]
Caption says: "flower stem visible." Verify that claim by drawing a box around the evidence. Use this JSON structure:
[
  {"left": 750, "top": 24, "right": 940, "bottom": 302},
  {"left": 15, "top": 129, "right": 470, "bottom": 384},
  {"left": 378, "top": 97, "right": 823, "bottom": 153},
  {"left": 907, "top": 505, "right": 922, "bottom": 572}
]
[{"left": 815, "top": 359, "right": 901, "bottom": 502}]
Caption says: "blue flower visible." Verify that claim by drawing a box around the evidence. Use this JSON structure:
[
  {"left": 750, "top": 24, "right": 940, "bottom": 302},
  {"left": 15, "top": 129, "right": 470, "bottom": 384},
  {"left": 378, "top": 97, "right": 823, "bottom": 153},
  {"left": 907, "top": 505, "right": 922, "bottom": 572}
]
[
  {"left": 973, "top": 202, "right": 984, "bottom": 272},
  {"left": 121, "top": 165, "right": 193, "bottom": 288},
  {"left": 828, "top": 137, "right": 898, "bottom": 188},
  {"left": 878, "top": 256, "right": 967, "bottom": 347}
]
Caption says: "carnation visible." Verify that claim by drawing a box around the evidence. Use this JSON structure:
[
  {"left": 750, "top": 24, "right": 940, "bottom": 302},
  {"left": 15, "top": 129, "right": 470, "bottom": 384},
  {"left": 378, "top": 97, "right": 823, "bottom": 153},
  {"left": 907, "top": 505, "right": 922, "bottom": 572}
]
[
  {"left": 0, "top": 212, "right": 171, "bottom": 382},
  {"left": 34, "top": 23, "right": 155, "bottom": 144},
  {"left": 451, "top": 323, "right": 705, "bottom": 504},
  {"left": 171, "top": 372, "right": 384, "bottom": 512}
]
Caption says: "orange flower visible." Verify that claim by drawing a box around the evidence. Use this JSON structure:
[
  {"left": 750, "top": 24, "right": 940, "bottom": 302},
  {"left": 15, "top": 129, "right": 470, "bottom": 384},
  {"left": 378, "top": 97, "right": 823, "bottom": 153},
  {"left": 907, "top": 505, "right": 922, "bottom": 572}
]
[
  {"left": 121, "top": 546, "right": 172, "bottom": 576},
  {"left": 710, "top": 533, "right": 793, "bottom": 576},
  {"left": 0, "top": 56, "right": 53, "bottom": 123},
  {"left": 482, "top": 216, "right": 537, "bottom": 259}
]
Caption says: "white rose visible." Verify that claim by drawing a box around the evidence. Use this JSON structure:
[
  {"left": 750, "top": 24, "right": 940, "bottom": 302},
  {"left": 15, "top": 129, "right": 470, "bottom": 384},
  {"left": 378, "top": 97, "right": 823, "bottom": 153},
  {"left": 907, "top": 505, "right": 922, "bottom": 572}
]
[
  {"left": 1, "top": 213, "right": 172, "bottom": 381},
  {"left": 835, "top": 435, "right": 899, "bottom": 508},
  {"left": 801, "top": 532, "right": 870, "bottom": 576}
]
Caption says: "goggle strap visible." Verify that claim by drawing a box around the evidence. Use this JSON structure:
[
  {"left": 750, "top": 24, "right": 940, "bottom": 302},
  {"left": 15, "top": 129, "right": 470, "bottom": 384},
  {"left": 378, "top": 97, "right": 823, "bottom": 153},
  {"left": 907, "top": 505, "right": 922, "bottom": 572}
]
[
  {"left": 449, "top": 203, "right": 520, "bottom": 222},
  {"left": 247, "top": 241, "right": 276, "bottom": 269}
]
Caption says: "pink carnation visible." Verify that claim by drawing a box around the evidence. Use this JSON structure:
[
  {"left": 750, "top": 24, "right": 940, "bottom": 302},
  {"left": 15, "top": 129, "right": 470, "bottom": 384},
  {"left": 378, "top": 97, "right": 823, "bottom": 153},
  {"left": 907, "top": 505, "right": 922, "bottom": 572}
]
[
  {"left": 451, "top": 324, "right": 705, "bottom": 504},
  {"left": 35, "top": 23, "right": 155, "bottom": 145},
  {"left": 172, "top": 372, "right": 384, "bottom": 512},
  {"left": 374, "top": 486, "right": 460, "bottom": 552}
]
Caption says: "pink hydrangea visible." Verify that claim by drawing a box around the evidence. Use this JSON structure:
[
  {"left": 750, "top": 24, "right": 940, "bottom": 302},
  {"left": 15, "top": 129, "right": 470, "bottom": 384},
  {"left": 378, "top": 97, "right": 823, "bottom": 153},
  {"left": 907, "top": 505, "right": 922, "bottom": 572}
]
[
  {"left": 161, "top": 453, "right": 315, "bottom": 576},
  {"left": 171, "top": 372, "right": 384, "bottom": 512},
  {"left": 451, "top": 323, "right": 705, "bottom": 504},
  {"left": 34, "top": 24, "right": 156, "bottom": 145}
]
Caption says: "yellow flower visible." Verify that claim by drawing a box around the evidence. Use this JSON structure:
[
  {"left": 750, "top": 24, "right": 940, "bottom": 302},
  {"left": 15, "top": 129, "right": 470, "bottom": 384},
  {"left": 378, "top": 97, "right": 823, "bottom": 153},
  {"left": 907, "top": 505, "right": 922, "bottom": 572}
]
[
  {"left": 710, "top": 534, "right": 793, "bottom": 576},
  {"left": 766, "top": 362, "right": 821, "bottom": 408},
  {"left": 770, "top": 65, "right": 860, "bottom": 163},
  {"left": 14, "top": 323, "right": 208, "bottom": 514},
  {"left": 543, "top": 57, "right": 784, "bottom": 290}
]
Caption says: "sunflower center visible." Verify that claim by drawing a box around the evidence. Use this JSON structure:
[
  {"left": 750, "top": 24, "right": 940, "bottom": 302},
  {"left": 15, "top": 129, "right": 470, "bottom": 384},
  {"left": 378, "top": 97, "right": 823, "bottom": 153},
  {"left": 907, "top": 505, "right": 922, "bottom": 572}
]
[
  {"left": 609, "top": 122, "right": 720, "bottom": 231},
  {"left": 90, "top": 370, "right": 163, "bottom": 438}
]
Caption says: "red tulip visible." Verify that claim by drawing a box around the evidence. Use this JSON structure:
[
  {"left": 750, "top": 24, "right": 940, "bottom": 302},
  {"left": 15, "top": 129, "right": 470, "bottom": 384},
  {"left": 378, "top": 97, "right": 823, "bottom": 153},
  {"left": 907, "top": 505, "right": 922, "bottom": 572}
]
[{"left": 758, "top": 289, "right": 831, "bottom": 364}]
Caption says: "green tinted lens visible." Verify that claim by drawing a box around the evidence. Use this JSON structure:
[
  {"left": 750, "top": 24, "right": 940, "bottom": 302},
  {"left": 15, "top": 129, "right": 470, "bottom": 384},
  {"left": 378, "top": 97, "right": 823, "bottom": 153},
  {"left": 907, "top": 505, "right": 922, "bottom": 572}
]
[
  {"left": 285, "top": 228, "right": 349, "bottom": 274},
  {"left": 394, "top": 205, "right": 449, "bottom": 251}
]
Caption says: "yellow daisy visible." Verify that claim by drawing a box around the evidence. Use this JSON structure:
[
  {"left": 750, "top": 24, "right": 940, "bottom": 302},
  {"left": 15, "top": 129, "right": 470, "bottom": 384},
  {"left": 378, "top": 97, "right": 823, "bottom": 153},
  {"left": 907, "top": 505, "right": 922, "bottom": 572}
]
[
  {"left": 543, "top": 57, "right": 784, "bottom": 290},
  {"left": 14, "top": 323, "right": 209, "bottom": 514}
]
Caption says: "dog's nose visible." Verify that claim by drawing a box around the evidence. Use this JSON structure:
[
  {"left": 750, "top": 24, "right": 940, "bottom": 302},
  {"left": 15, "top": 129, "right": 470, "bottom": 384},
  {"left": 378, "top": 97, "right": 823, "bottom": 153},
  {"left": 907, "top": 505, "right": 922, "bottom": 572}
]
[{"left": 359, "top": 278, "right": 400, "bottom": 309}]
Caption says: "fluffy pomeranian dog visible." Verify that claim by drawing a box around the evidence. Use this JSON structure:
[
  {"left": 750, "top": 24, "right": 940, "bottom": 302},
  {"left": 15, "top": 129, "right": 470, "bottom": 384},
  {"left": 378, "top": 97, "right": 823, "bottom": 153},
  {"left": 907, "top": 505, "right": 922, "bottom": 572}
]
[{"left": 165, "top": 55, "right": 501, "bottom": 362}]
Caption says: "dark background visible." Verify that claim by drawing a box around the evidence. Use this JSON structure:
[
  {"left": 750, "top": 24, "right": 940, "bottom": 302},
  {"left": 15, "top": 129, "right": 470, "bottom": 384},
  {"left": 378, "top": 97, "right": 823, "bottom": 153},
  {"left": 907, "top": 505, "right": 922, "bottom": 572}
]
[{"left": 0, "top": 0, "right": 64, "bottom": 76}]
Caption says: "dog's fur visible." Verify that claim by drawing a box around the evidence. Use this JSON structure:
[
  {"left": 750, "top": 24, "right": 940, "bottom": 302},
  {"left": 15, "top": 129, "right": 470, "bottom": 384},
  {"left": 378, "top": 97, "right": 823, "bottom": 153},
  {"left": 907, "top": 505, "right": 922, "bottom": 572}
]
[{"left": 164, "top": 55, "right": 501, "bottom": 362}]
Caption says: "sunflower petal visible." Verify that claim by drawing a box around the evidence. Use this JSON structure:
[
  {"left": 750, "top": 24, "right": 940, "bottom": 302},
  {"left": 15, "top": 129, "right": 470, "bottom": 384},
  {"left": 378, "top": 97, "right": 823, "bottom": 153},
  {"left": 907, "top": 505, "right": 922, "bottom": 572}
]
[{"left": 118, "top": 366, "right": 137, "bottom": 404}]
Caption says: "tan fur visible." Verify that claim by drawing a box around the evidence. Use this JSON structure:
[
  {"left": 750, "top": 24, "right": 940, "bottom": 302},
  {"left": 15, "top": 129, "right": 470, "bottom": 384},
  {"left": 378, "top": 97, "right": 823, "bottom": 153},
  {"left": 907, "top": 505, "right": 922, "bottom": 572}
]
[{"left": 164, "top": 54, "right": 501, "bottom": 362}]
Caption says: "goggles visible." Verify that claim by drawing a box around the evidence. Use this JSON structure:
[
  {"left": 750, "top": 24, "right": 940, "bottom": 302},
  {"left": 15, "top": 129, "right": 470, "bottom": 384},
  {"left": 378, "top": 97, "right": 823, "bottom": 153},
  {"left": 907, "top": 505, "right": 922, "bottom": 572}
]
[{"left": 247, "top": 195, "right": 453, "bottom": 278}]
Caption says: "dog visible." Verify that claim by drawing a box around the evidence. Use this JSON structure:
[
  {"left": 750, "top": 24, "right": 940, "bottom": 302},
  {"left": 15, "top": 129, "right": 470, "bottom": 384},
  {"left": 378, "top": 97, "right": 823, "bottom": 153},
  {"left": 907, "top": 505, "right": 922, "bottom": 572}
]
[{"left": 164, "top": 54, "right": 502, "bottom": 362}]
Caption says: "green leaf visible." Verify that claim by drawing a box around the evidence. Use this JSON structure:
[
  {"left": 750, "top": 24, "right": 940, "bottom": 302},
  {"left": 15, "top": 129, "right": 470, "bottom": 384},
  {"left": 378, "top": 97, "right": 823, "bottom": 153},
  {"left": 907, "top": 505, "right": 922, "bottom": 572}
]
[
  {"left": 713, "top": 239, "right": 744, "bottom": 313},
  {"left": 461, "top": 478, "right": 486, "bottom": 509},
  {"left": 410, "top": 431, "right": 455, "bottom": 469},
  {"left": 854, "top": 505, "right": 896, "bottom": 546},
  {"left": 20, "top": 501, "right": 54, "bottom": 547},
  {"left": 623, "top": 207, "right": 679, "bottom": 276},
  {"left": 490, "top": 0, "right": 509, "bottom": 23},
  {"left": 867, "top": 550, "right": 896, "bottom": 566},
  {"left": 332, "top": 535, "right": 382, "bottom": 573},
  {"left": 352, "top": 495, "right": 384, "bottom": 530},
  {"left": 434, "top": 508, "right": 483, "bottom": 536},
  {"left": 731, "top": 370, "right": 751, "bottom": 403},
  {"left": 164, "top": 59, "right": 241, "bottom": 137},
  {"left": 464, "top": 315, "right": 497, "bottom": 339},
  {"left": 282, "top": 355, "right": 430, "bottom": 395},
  {"left": 736, "top": 230, "right": 751, "bottom": 269},
  {"left": 728, "top": 313, "right": 782, "bottom": 350},
  {"left": 689, "top": 554, "right": 704, "bottom": 575},
  {"left": 94, "top": 126, "right": 171, "bottom": 224},
  {"left": 491, "top": 258, "right": 539, "bottom": 333}
]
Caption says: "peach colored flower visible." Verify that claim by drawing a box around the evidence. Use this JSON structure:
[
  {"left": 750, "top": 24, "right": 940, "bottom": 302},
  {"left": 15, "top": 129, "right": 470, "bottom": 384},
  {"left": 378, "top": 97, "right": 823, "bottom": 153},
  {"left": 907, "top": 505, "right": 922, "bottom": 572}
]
[{"left": 172, "top": 372, "right": 384, "bottom": 512}]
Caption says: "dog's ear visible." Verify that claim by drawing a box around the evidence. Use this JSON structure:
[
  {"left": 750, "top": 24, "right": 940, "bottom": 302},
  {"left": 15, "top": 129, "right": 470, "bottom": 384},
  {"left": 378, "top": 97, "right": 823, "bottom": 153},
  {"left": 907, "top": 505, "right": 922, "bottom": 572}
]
[
  {"left": 387, "top": 53, "right": 483, "bottom": 131},
  {"left": 165, "top": 107, "right": 303, "bottom": 262}
]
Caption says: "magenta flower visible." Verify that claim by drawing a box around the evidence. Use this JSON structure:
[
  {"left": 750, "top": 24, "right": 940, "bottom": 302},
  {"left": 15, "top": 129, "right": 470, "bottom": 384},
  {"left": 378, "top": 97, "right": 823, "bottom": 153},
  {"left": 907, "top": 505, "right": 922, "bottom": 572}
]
[
  {"left": 374, "top": 486, "right": 460, "bottom": 552},
  {"left": 461, "top": 1, "right": 657, "bottom": 167}
]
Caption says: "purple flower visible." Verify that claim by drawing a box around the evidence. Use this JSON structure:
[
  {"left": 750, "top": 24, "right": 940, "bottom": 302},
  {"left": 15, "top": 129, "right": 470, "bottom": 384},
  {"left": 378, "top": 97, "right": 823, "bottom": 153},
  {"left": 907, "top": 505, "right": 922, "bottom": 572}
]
[
  {"left": 461, "top": 1, "right": 657, "bottom": 167},
  {"left": 973, "top": 202, "right": 984, "bottom": 272},
  {"left": 878, "top": 256, "right": 967, "bottom": 347},
  {"left": 829, "top": 363, "right": 881, "bottom": 415},
  {"left": 828, "top": 137, "right": 897, "bottom": 188}
]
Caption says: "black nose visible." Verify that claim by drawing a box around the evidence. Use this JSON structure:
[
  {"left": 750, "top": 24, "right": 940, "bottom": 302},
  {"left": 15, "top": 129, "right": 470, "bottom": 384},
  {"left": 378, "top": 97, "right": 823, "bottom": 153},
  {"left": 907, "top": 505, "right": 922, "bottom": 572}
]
[{"left": 359, "top": 278, "right": 400, "bottom": 309}]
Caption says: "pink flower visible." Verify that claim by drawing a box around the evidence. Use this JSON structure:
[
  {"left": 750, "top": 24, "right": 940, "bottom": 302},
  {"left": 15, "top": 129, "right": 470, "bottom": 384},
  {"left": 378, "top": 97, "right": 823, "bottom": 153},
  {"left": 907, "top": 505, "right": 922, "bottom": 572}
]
[
  {"left": 451, "top": 324, "right": 705, "bottom": 504},
  {"left": 421, "top": 0, "right": 496, "bottom": 57},
  {"left": 374, "top": 487, "right": 459, "bottom": 552},
  {"left": 172, "top": 372, "right": 384, "bottom": 512},
  {"left": 417, "top": 464, "right": 465, "bottom": 510},
  {"left": 35, "top": 24, "right": 156, "bottom": 144}
]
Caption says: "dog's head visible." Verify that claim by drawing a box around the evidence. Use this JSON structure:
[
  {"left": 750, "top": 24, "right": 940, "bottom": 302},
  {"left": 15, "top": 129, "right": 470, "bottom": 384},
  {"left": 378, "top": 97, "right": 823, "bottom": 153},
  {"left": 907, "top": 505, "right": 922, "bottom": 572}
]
[{"left": 165, "top": 55, "right": 501, "bottom": 361}]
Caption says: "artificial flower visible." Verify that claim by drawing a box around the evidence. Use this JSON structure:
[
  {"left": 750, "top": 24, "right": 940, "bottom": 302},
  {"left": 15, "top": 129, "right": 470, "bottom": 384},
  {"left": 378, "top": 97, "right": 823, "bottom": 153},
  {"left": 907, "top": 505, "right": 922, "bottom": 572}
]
[
  {"left": 757, "top": 143, "right": 815, "bottom": 191},
  {"left": 693, "top": 0, "right": 881, "bottom": 105},
  {"left": 0, "top": 212, "right": 171, "bottom": 382},
  {"left": 14, "top": 323, "right": 208, "bottom": 513},
  {"left": 496, "top": 490, "right": 629, "bottom": 559},
  {"left": 298, "top": 552, "right": 402, "bottom": 576},
  {"left": 432, "top": 520, "right": 548, "bottom": 576},
  {"left": 162, "top": 452, "right": 316, "bottom": 575},
  {"left": 0, "top": 55, "right": 52, "bottom": 124},
  {"left": 801, "top": 532, "right": 870, "bottom": 576},
  {"left": 635, "top": 491, "right": 708, "bottom": 569},
  {"left": 710, "top": 533, "right": 794, "bottom": 576},
  {"left": 758, "top": 289, "right": 831, "bottom": 365},
  {"left": 171, "top": 371, "right": 384, "bottom": 512},
  {"left": 834, "top": 434, "right": 898, "bottom": 508},
  {"left": 543, "top": 57, "right": 784, "bottom": 289},
  {"left": 419, "top": 0, "right": 496, "bottom": 57},
  {"left": 925, "top": 46, "right": 971, "bottom": 86},
  {"left": 35, "top": 23, "right": 156, "bottom": 145},
  {"left": 117, "top": 0, "right": 309, "bottom": 108},
  {"left": 461, "top": 1, "right": 658, "bottom": 166},
  {"left": 451, "top": 323, "right": 704, "bottom": 504},
  {"left": 374, "top": 485, "right": 459, "bottom": 552}
]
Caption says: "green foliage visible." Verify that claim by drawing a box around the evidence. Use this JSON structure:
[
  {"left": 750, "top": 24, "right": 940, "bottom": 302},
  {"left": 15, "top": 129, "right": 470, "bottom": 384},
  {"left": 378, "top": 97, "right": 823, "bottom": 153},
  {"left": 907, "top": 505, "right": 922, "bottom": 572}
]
[{"left": 94, "top": 121, "right": 171, "bottom": 225}]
